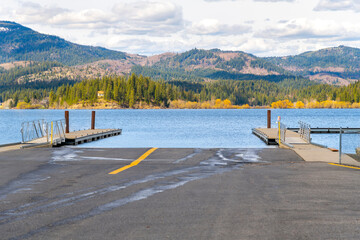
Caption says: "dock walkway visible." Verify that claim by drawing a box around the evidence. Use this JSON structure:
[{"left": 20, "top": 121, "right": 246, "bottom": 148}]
[
  {"left": 0, "top": 129, "right": 122, "bottom": 152},
  {"left": 253, "top": 128, "right": 360, "bottom": 167},
  {"left": 64, "top": 129, "right": 122, "bottom": 145}
]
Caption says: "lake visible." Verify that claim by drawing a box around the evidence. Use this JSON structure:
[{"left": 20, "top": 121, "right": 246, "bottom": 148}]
[{"left": 0, "top": 109, "right": 359, "bottom": 153}]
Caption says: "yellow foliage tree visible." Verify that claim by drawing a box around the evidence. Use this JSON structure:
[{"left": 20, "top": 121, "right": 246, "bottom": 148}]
[
  {"left": 200, "top": 102, "right": 211, "bottom": 109},
  {"left": 271, "top": 100, "right": 294, "bottom": 109},
  {"left": 351, "top": 102, "right": 360, "bottom": 108},
  {"left": 16, "top": 101, "right": 31, "bottom": 109},
  {"left": 306, "top": 101, "right": 321, "bottom": 108},
  {"left": 295, "top": 101, "right": 305, "bottom": 109},
  {"left": 185, "top": 101, "right": 199, "bottom": 109},
  {"left": 223, "top": 99, "right": 231, "bottom": 106}
]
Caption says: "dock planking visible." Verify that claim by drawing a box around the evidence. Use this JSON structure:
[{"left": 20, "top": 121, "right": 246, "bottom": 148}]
[
  {"left": 0, "top": 129, "right": 122, "bottom": 152},
  {"left": 252, "top": 128, "right": 278, "bottom": 145},
  {"left": 64, "top": 129, "right": 122, "bottom": 145},
  {"left": 253, "top": 127, "right": 360, "bottom": 167}
]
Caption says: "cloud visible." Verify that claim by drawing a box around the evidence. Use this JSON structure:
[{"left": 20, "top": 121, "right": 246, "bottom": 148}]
[
  {"left": 204, "top": 0, "right": 295, "bottom": 2},
  {"left": 253, "top": 0, "right": 295, "bottom": 2},
  {"left": 14, "top": 2, "right": 69, "bottom": 24},
  {"left": 49, "top": 9, "right": 117, "bottom": 28},
  {"left": 112, "top": 1, "right": 182, "bottom": 24},
  {"left": 256, "top": 19, "right": 346, "bottom": 40},
  {"left": 105, "top": 36, "right": 192, "bottom": 55},
  {"left": 5, "top": 0, "right": 360, "bottom": 57},
  {"left": 10, "top": 1, "right": 184, "bottom": 35},
  {"left": 314, "top": 0, "right": 359, "bottom": 12},
  {"left": 189, "top": 19, "right": 251, "bottom": 35},
  {"left": 239, "top": 38, "right": 275, "bottom": 55},
  {"left": 112, "top": 1, "right": 184, "bottom": 35}
]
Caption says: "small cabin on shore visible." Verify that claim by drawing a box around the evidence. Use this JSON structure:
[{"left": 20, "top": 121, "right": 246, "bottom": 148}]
[{"left": 97, "top": 91, "right": 104, "bottom": 98}]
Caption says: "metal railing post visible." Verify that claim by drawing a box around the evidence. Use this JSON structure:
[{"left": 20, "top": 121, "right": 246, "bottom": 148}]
[
  {"left": 339, "top": 127, "right": 342, "bottom": 164},
  {"left": 298, "top": 121, "right": 311, "bottom": 143},
  {"left": 46, "top": 122, "right": 49, "bottom": 143},
  {"left": 51, "top": 121, "right": 54, "bottom": 145},
  {"left": 278, "top": 116, "right": 281, "bottom": 145}
]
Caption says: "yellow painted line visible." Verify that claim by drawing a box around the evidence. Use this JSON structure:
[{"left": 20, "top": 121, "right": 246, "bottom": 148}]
[
  {"left": 328, "top": 163, "right": 360, "bottom": 170},
  {"left": 108, "top": 148, "right": 158, "bottom": 175}
]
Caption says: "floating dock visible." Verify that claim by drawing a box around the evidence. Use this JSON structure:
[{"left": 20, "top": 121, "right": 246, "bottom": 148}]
[
  {"left": 252, "top": 128, "right": 306, "bottom": 145},
  {"left": 252, "top": 128, "right": 278, "bottom": 145},
  {"left": 0, "top": 129, "right": 122, "bottom": 152},
  {"left": 0, "top": 111, "right": 122, "bottom": 152},
  {"left": 252, "top": 127, "right": 360, "bottom": 167},
  {"left": 64, "top": 129, "right": 122, "bottom": 145}
]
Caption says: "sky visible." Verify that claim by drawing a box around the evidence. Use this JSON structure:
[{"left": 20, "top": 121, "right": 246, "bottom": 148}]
[{"left": 1, "top": 0, "right": 360, "bottom": 56}]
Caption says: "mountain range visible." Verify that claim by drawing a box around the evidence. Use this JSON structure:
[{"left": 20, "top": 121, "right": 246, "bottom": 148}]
[{"left": 1, "top": 21, "right": 360, "bottom": 86}]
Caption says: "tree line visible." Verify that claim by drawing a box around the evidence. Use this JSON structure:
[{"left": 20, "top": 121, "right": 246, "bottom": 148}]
[
  {"left": 47, "top": 74, "right": 195, "bottom": 108},
  {"left": 2, "top": 74, "right": 360, "bottom": 109}
]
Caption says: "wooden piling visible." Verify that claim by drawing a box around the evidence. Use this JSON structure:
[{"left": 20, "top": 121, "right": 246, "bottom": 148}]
[
  {"left": 91, "top": 111, "right": 95, "bottom": 130},
  {"left": 267, "top": 110, "right": 271, "bottom": 129},
  {"left": 65, "top": 111, "right": 69, "bottom": 133}
]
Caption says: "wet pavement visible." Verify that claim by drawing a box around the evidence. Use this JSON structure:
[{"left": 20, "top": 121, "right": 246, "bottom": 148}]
[{"left": 0, "top": 147, "right": 359, "bottom": 239}]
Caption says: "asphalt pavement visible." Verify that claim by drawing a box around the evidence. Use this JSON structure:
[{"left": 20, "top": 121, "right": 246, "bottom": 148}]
[{"left": 0, "top": 147, "right": 359, "bottom": 239}]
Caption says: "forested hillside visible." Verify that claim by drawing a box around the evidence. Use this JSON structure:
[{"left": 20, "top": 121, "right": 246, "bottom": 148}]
[
  {"left": 2, "top": 21, "right": 360, "bottom": 110},
  {"left": 267, "top": 46, "right": 360, "bottom": 85},
  {"left": 0, "top": 21, "right": 127, "bottom": 65},
  {"left": 2, "top": 73, "right": 360, "bottom": 109},
  {"left": 0, "top": 61, "right": 62, "bottom": 85},
  {"left": 132, "top": 48, "right": 293, "bottom": 82},
  {"left": 3, "top": 22, "right": 360, "bottom": 85}
]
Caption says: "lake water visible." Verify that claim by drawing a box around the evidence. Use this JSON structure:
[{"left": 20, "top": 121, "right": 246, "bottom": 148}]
[{"left": 1, "top": 109, "right": 360, "bottom": 153}]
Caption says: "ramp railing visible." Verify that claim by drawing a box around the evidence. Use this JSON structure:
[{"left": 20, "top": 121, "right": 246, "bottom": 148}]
[
  {"left": 299, "top": 121, "right": 311, "bottom": 143},
  {"left": 21, "top": 119, "right": 66, "bottom": 145},
  {"left": 21, "top": 119, "right": 48, "bottom": 143},
  {"left": 50, "top": 119, "right": 66, "bottom": 145},
  {"left": 280, "top": 122, "right": 287, "bottom": 143}
]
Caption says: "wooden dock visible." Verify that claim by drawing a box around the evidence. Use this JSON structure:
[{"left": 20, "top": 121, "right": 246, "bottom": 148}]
[
  {"left": 253, "top": 128, "right": 360, "bottom": 167},
  {"left": 252, "top": 128, "right": 305, "bottom": 145},
  {"left": 252, "top": 128, "right": 278, "bottom": 145},
  {"left": 64, "top": 129, "right": 122, "bottom": 145},
  {"left": 25, "top": 128, "right": 122, "bottom": 147},
  {"left": 0, "top": 128, "right": 122, "bottom": 152}
]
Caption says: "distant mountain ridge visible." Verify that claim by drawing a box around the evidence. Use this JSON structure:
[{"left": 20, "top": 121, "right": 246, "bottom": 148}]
[
  {"left": 1, "top": 21, "right": 360, "bottom": 85},
  {"left": 266, "top": 45, "right": 360, "bottom": 85},
  {"left": 131, "top": 48, "right": 295, "bottom": 83},
  {"left": 0, "top": 21, "right": 127, "bottom": 65}
]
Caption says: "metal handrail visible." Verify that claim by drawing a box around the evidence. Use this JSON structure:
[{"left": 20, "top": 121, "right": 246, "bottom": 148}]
[
  {"left": 21, "top": 119, "right": 66, "bottom": 144},
  {"left": 51, "top": 119, "right": 66, "bottom": 144},
  {"left": 20, "top": 119, "right": 48, "bottom": 143},
  {"left": 280, "top": 122, "right": 287, "bottom": 143},
  {"left": 299, "top": 121, "right": 311, "bottom": 143}
]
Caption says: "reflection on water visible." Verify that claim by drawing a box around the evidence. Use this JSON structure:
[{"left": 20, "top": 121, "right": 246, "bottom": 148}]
[{"left": 1, "top": 109, "right": 360, "bottom": 153}]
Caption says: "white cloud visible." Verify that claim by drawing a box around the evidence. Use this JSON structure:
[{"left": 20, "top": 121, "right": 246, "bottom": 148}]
[
  {"left": 9, "top": 1, "right": 184, "bottom": 35},
  {"left": 314, "top": 0, "right": 359, "bottom": 12},
  {"left": 112, "top": 1, "right": 184, "bottom": 35},
  {"left": 14, "top": 2, "right": 69, "bottom": 24},
  {"left": 204, "top": 0, "right": 295, "bottom": 2},
  {"left": 3, "top": 0, "right": 360, "bottom": 57},
  {"left": 239, "top": 38, "right": 275, "bottom": 54},
  {"left": 253, "top": 0, "right": 295, "bottom": 2},
  {"left": 113, "top": 1, "right": 182, "bottom": 23},
  {"left": 256, "top": 19, "right": 347, "bottom": 40},
  {"left": 49, "top": 9, "right": 116, "bottom": 28},
  {"left": 189, "top": 19, "right": 251, "bottom": 35}
]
